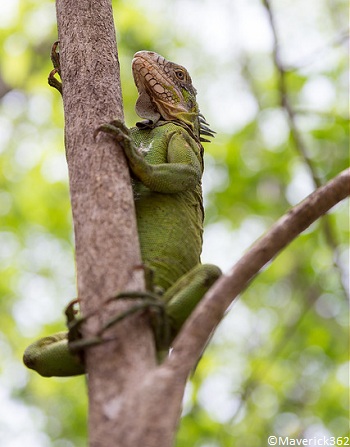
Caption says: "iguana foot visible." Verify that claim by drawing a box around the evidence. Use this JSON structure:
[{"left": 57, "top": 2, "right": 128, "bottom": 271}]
[
  {"left": 48, "top": 41, "right": 62, "bottom": 94},
  {"left": 22, "top": 292, "right": 168, "bottom": 377},
  {"left": 101, "top": 292, "right": 171, "bottom": 354},
  {"left": 63, "top": 299, "right": 100, "bottom": 356},
  {"left": 66, "top": 292, "right": 170, "bottom": 356}
]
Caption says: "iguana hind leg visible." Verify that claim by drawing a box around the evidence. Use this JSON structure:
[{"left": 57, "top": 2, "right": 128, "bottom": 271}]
[
  {"left": 23, "top": 266, "right": 221, "bottom": 376},
  {"left": 73, "top": 263, "right": 221, "bottom": 360},
  {"left": 151, "top": 264, "right": 221, "bottom": 360},
  {"left": 22, "top": 295, "right": 158, "bottom": 377},
  {"left": 164, "top": 264, "right": 222, "bottom": 337}
]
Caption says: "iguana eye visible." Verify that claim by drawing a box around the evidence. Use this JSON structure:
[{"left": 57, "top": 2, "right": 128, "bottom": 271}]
[{"left": 175, "top": 69, "right": 185, "bottom": 80}]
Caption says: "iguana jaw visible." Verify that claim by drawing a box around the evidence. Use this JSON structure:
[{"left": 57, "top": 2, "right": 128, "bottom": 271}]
[{"left": 132, "top": 51, "right": 199, "bottom": 131}]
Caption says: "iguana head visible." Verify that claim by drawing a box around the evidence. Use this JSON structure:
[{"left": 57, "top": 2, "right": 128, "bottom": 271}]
[{"left": 132, "top": 51, "right": 214, "bottom": 142}]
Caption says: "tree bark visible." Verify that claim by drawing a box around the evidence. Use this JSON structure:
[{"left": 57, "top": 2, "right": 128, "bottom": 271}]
[{"left": 54, "top": 1, "right": 155, "bottom": 445}]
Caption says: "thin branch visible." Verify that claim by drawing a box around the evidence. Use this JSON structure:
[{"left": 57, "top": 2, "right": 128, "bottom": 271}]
[
  {"left": 263, "top": 0, "right": 349, "bottom": 299},
  {"left": 263, "top": 0, "right": 321, "bottom": 186},
  {"left": 168, "top": 168, "right": 350, "bottom": 376},
  {"left": 0, "top": 72, "right": 11, "bottom": 99}
]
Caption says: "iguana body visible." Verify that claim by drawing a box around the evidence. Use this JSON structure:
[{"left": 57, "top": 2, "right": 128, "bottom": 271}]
[
  {"left": 132, "top": 122, "right": 203, "bottom": 291},
  {"left": 23, "top": 50, "right": 221, "bottom": 377}
]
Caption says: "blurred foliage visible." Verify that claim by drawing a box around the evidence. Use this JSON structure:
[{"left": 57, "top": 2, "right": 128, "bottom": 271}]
[{"left": 0, "top": 0, "right": 348, "bottom": 446}]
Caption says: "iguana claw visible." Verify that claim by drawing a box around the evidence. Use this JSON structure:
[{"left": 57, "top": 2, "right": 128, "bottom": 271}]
[
  {"left": 102, "top": 292, "right": 171, "bottom": 353},
  {"left": 48, "top": 41, "right": 62, "bottom": 94},
  {"left": 65, "top": 292, "right": 170, "bottom": 357},
  {"left": 94, "top": 120, "right": 131, "bottom": 144}
]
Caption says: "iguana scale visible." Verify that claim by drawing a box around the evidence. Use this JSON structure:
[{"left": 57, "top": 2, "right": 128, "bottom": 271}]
[{"left": 23, "top": 49, "right": 221, "bottom": 377}]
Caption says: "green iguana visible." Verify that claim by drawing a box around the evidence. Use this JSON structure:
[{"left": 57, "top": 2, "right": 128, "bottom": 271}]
[{"left": 23, "top": 47, "right": 221, "bottom": 377}]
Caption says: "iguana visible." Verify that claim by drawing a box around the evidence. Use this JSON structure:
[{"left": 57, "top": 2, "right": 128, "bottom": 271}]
[{"left": 23, "top": 47, "right": 221, "bottom": 377}]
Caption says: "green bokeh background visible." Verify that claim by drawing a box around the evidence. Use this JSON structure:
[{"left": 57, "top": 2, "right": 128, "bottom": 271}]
[{"left": 0, "top": 0, "right": 348, "bottom": 445}]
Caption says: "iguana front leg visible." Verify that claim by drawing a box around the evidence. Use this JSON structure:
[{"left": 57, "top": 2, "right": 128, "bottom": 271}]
[{"left": 96, "top": 120, "right": 202, "bottom": 193}]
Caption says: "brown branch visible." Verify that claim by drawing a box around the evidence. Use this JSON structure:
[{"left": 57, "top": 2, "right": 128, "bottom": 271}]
[
  {"left": 54, "top": 0, "right": 155, "bottom": 445},
  {"left": 169, "top": 168, "right": 350, "bottom": 375}
]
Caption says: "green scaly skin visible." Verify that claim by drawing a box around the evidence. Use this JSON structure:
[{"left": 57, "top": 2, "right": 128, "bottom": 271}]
[{"left": 23, "top": 48, "right": 221, "bottom": 377}]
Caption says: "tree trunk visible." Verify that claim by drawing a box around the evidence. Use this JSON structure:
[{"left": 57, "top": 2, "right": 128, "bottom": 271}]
[{"left": 55, "top": 0, "right": 156, "bottom": 445}]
